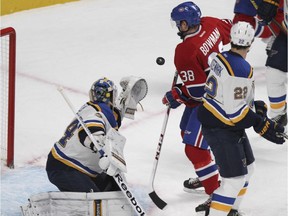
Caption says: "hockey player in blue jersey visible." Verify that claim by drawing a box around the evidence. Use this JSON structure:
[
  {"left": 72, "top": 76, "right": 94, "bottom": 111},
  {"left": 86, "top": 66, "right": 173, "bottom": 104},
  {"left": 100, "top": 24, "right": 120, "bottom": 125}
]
[{"left": 197, "top": 22, "right": 286, "bottom": 216}]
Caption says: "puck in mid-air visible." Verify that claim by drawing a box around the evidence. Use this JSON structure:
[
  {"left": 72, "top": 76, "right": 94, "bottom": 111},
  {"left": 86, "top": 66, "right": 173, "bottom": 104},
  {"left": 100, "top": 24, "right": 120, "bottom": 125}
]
[{"left": 156, "top": 57, "right": 165, "bottom": 65}]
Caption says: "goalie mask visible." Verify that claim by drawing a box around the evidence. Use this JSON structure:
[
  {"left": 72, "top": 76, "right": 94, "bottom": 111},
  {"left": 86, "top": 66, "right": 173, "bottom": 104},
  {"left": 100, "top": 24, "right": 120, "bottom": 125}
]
[{"left": 89, "top": 77, "right": 118, "bottom": 106}]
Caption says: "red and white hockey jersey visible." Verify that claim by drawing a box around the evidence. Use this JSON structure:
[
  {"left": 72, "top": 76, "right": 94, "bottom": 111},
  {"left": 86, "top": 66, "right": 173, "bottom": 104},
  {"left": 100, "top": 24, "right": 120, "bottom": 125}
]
[{"left": 174, "top": 17, "right": 232, "bottom": 107}]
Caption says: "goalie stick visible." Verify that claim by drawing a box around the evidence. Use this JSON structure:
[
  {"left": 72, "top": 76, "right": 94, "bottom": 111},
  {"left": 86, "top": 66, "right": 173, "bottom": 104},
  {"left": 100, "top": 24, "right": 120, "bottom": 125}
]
[
  {"left": 148, "top": 71, "right": 178, "bottom": 210},
  {"left": 57, "top": 87, "right": 146, "bottom": 216}
]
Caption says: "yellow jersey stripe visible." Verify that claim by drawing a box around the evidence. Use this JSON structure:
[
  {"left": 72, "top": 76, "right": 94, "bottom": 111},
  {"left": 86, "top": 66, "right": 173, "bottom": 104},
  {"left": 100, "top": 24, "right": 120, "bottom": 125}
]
[
  {"left": 51, "top": 147, "right": 96, "bottom": 178},
  {"left": 230, "top": 106, "right": 250, "bottom": 124},
  {"left": 88, "top": 101, "right": 102, "bottom": 112},
  {"left": 217, "top": 54, "right": 235, "bottom": 76},
  {"left": 203, "top": 101, "right": 235, "bottom": 126},
  {"left": 79, "top": 122, "right": 105, "bottom": 131},
  {"left": 247, "top": 67, "right": 253, "bottom": 79}
]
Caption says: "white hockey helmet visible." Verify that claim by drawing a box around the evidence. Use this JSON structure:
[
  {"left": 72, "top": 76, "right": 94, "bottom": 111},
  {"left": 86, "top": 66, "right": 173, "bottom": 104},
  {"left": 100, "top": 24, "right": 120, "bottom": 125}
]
[{"left": 230, "top": 21, "right": 255, "bottom": 46}]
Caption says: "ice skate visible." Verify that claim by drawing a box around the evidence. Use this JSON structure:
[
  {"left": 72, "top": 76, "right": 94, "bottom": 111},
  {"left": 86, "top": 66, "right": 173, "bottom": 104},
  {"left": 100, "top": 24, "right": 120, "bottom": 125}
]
[
  {"left": 183, "top": 177, "right": 203, "bottom": 192},
  {"left": 195, "top": 195, "right": 211, "bottom": 216},
  {"left": 228, "top": 209, "right": 243, "bottom": 216},
  {"left": 271, "top": 104, "right": 287, "bottom": 127}
]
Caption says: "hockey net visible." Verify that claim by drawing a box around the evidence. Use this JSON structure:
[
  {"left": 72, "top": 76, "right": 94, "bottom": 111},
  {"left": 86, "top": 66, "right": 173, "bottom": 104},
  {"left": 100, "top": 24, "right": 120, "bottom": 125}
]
[{"left": 0, "top": 27, "right": 16, "bottom": 168}]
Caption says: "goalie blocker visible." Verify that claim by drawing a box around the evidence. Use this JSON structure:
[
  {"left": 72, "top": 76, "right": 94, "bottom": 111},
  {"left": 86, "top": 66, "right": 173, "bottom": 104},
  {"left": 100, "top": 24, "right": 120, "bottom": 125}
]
[{"left": 20, "top": 191, "right": 135, "bottom": 216}]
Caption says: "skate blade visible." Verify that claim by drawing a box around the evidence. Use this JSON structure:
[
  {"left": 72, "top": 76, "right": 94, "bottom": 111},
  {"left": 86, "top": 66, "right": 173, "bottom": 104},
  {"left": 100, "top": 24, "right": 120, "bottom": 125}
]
[
  {"left": 183, "top": 188, "right": 205, "bottom": 194},
  {"left": 195, "top": 211, "right": 207, "bottom": 216}
]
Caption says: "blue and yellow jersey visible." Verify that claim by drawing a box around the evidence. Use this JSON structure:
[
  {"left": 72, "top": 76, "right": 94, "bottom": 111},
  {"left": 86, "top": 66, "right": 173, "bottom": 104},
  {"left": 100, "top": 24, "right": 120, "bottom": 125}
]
[
  {"left": 46, "top": 102, "right": 121, "bottom": 177},
  {"left": 198, "top": 51, "right": 260, "bottom": 129}
]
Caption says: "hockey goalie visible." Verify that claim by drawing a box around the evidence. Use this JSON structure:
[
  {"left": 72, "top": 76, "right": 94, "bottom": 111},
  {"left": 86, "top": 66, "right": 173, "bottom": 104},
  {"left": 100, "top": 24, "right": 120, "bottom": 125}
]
[{"left": 20, "top": 76, "right": 148, "bottom": 216}]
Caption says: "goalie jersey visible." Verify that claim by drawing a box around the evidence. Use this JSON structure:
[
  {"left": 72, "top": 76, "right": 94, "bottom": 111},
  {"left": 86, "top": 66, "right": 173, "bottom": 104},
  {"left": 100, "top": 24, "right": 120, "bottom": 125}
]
[
  {"left": 46, "top": 102, "right": 121, "bottom": 177},
  {"left": 198, "top": 50, "right": 261, "bottom": 129}
]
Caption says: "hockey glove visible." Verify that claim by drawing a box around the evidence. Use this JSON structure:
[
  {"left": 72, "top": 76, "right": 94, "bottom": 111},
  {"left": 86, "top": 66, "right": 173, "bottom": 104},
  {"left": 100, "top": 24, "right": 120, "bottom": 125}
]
[
  {"left": 162, "top": 85, "right": 187, "bottom": 109},
  {"left": 254, "top": 100, "right": 268, "bottom": 117},
  {"left": 99, "top": 155, "right": 119, "bottom": 176},
  {"left": 99, "top": 155, "right": 110, "bottom": 170},
  {"left": 257, "top": 0, "right": 279, "bottom": 25},
  {"left": 98, "top": 128, "right": 127, "bottom": 176},
  {"left": 254, "top": 117, "right": 285, "bottom": 144},
  {"left": 115, "top": 76, "right": 148, "bottom": 120}
]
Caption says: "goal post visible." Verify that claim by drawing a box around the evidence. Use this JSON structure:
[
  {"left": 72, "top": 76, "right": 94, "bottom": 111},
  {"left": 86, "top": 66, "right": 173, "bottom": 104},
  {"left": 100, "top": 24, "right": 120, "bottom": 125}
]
[{"left": 0, "top": 27, "right": 16, "bottom": 168}]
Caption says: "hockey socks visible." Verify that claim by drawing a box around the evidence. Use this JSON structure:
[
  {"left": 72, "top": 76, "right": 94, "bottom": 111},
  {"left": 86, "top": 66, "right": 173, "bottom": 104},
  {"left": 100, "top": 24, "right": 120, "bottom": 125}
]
[{"left": 185, "top": 145, "right": 219, "bottom": 195}]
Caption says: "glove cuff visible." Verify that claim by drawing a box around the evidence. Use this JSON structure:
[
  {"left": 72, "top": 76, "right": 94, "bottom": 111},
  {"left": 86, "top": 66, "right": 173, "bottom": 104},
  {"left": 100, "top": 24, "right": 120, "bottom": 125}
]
[
  {"left": 254, "top": 117, "right": 271, "bottom": 135},
  {"left": 263, "top": 0, "right": 280, "bottom": 6}
]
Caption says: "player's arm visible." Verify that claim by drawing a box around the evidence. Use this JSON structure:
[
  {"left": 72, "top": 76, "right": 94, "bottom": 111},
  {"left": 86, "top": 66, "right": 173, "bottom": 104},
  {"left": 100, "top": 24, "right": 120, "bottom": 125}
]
[
  {"left": 180, "top": 59, "right": 210, "bottom": 105},
  {"left": 218, "top": 18, "right": 233, "bottom": 45},
  {"left": 221, "top": 96, "right": 285, "bottom": 145},
  {"left": 257, "top": 0, "right": 284, "bottom": 35},
  {"left": 113, "top": 107, "right": 122, "bottom": 129},
  {"left": 162, "top": 82, "right": 203, "bottom": 108},
  {"left": 78, "top": 111, "right": 106, "bottom": 152},
  {"left": 77, "top": 109, "right": 127, "bottom": 176},
  {"left": 257, "top": 0, "right": 280, "bottom": 24},
  {"left": 98, "top": 128, "right": 127, "bottom": 176},
  {"left": 162, "top": 83, "right": 188, "bottom": 109},
  {"left": 230, "top": 101, "right": 285, "bottom": 144},
  {"left": 181, "top": 82, "right": 205, "bottom": 103},
  {"left": 220, "top": 65, "right": 285, "bottom": 144},
  {"left": 162, "top": 68, "right": 206, "bottom": 108},
  {"left": 233, "top": 0, "right": 276, "bottom": 38}
]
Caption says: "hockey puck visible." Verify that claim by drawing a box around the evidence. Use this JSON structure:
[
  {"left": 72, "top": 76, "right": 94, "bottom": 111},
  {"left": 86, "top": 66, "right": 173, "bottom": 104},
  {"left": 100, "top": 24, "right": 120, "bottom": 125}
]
[{"left": 156, "top": 57, "right": 165, "bottom": 65}]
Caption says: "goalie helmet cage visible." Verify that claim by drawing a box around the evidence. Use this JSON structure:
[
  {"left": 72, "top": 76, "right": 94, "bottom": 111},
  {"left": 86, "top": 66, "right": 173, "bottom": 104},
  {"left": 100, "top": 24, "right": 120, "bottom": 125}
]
[{"left": 0, "top": 27, "right": 16, "bottom": 168}]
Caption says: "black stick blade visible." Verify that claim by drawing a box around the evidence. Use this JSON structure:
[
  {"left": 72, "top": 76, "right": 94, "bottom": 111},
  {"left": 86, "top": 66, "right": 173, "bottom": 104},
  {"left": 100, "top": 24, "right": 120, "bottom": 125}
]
[{"left": 148, "top": 191, "right": 167, "bottom": 210}]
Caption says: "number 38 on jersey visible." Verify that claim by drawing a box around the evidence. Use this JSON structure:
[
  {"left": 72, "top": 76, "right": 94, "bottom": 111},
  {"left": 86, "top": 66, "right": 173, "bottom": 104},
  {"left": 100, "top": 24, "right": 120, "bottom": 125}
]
[{"left": 179, "top": 70, "right": 195, "bottom": 82}]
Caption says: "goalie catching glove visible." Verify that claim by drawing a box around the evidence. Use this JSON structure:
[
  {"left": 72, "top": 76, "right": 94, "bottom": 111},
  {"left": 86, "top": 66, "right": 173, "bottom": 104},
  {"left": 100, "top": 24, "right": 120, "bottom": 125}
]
[
  {"left": 99, "top": 128, "right": 127, "bottom": 176},
  {"left": 116, "top": 76, "right": 148, "bottom": 120}
]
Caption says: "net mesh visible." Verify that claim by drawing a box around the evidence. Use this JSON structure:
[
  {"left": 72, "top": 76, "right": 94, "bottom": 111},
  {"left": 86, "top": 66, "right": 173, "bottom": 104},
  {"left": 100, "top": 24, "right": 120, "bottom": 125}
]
[{"left": 0, "top": 33, "right": 10, "bottom": 164}]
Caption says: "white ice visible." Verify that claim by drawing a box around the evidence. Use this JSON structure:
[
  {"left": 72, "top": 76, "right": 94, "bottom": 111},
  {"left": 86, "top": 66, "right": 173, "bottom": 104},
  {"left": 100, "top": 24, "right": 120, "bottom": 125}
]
[{"left": 1, "top": 0, "right": 287, "bottom": 215}]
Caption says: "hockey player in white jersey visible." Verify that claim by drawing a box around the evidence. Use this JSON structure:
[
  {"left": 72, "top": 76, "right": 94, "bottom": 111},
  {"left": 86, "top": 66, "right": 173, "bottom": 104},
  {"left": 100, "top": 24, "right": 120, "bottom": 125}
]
[
  {"left": 21, "top": 76, "right": 148, "bottom": 216},
  {"left": 46, "top": 76, "right": 147, "bottom": 193},
  {"left": 233, "top": 0, "right": 287, "bottom": 127},
  {"left": 258, "top": 0, "right": 287, "bottom": 127},
  {"left": 197, "top": 22, "right": 286, "bottom": 216}
]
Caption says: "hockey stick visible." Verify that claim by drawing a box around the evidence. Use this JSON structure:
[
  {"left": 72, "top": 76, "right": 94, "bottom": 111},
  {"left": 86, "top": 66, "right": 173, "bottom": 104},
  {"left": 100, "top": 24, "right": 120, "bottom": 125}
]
[
  {"left": 148, "top": 71, "right": 178, "bottom": 210},
  {"left": 282, "top": 132, "right": 288, "bottom": 139},
  {"left": 57, "top": 87, "right": 146, "bottom": 216}
]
